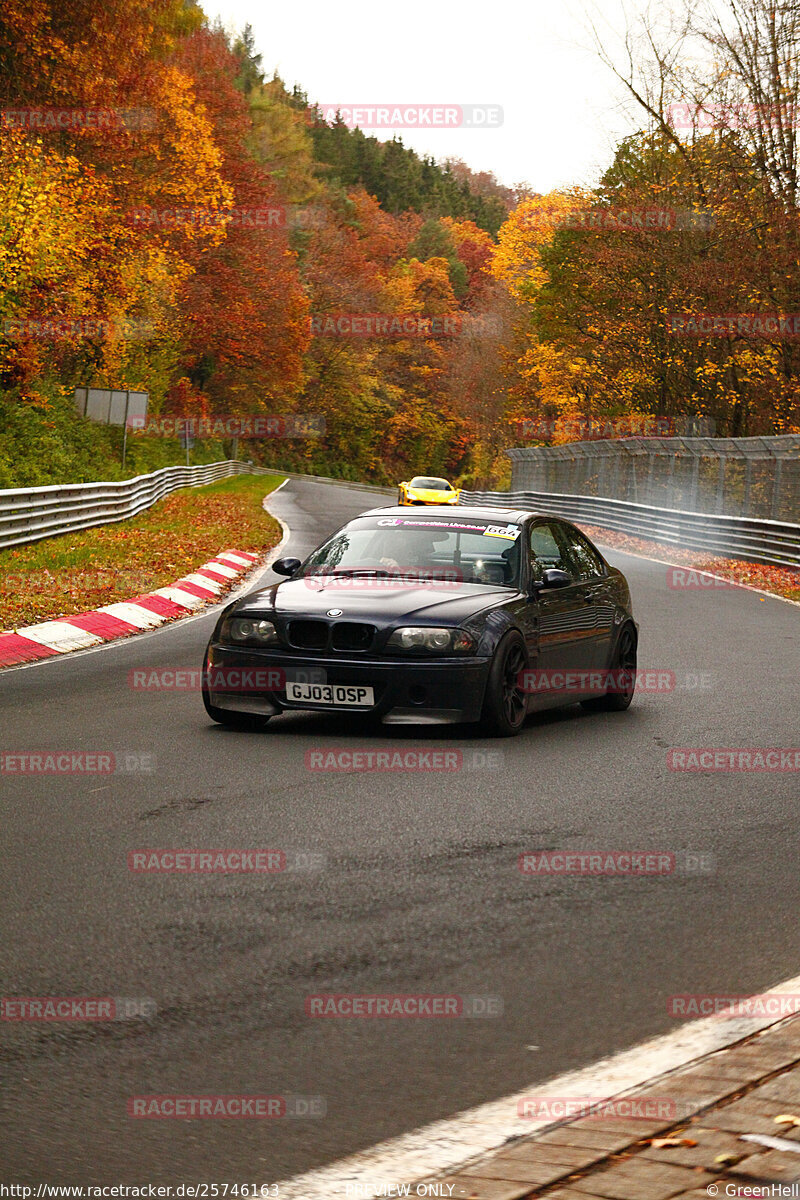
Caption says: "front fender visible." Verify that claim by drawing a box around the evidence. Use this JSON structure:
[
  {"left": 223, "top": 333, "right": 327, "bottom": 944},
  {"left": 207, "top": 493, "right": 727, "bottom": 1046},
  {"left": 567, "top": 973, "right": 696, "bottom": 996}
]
[{"left": 467, "top": 607, "right": 521, "bottom": 658}]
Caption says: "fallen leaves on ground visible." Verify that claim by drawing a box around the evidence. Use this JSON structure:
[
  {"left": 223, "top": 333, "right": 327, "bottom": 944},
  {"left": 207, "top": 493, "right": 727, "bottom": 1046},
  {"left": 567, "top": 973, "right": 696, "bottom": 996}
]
[{"left": 580, "top": 524, "right": 800, "bottom": 603}]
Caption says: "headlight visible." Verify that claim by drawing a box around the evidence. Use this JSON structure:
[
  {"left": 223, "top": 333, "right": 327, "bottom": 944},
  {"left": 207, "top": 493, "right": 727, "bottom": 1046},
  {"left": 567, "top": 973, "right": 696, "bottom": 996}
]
[
  {"left": 386, "top": 626, "right": 475, "bottom": 653},
  {"left": 222, "top": 617, "right": 279, "bottom": 646}
]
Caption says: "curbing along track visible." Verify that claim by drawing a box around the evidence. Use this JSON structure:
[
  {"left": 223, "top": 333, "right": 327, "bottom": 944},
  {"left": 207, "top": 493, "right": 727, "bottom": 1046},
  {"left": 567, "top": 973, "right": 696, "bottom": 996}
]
[{"left": 0, "top": 550, "right": 259, "bottom": 669}]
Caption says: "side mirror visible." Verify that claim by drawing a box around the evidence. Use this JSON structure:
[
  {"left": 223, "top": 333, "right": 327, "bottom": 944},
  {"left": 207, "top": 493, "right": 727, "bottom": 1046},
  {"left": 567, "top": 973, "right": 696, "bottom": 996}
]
[
  {"left": 530, "top": 567, "right": 573, "bottom": 596},
  {"left": 540, "top": 568, "right": 573, "bottom": 589},
  {"left": 272, "top": 557, "right": 302, "bottom": 577}
]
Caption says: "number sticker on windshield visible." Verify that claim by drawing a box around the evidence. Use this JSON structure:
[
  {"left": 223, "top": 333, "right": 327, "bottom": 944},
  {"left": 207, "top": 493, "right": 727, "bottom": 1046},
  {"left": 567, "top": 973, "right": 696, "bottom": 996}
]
[{"left": 483, "top": 524, "right": 521, "bottom": 540}]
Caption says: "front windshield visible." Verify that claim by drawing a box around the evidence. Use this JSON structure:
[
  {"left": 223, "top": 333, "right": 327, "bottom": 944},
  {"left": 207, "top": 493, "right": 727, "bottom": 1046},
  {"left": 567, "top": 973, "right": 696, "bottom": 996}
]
[
  {"left": 300, "top": 516, "right": 523, "bottom": 588},
  {"left": 410, "top": 477, "right": 451, "bottom": 490}
]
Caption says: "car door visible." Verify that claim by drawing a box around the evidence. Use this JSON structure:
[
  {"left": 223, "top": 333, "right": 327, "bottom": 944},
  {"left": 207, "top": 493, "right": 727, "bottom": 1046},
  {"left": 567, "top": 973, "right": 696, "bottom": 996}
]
[
  {"left": 528, "top": 520, "right": 596, "bottom": 674},
  {"left": 556, "top": 523, "right": 616, "bottom": 668}
]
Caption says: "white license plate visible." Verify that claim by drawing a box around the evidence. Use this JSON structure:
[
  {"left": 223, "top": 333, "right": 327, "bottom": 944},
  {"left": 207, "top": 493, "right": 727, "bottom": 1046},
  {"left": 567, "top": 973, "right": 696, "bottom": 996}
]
[{"left": 285, "top": 682, "right": 374, "bottom": 707}]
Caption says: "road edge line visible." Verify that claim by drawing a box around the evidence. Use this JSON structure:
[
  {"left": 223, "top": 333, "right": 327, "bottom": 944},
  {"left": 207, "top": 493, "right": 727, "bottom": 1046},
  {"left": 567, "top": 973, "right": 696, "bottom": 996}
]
[{"left": 272, "top": 971, "right": 800, "bottom": 1198}]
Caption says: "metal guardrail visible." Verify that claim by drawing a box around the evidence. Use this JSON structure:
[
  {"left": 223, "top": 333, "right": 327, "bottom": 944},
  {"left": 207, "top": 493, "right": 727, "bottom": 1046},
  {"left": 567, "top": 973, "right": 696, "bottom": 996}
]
[
  {"left": 6, "top": 461, "right": 796, "bottom": 566},
  {"left": 258, "top": 467, "right": 394, "bottom": 497},
  {"left": 459, "top": 489, "right": 800, "bottom": 568},
  {"left": 0, "top": 461, "right": 270, "bottom": 551}
]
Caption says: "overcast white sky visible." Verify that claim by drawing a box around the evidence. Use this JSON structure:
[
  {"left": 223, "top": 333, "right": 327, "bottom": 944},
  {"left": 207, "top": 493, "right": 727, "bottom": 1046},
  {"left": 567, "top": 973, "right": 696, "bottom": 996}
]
[{"left": 206, "top": 0, "right": 649, "bottom": 192}]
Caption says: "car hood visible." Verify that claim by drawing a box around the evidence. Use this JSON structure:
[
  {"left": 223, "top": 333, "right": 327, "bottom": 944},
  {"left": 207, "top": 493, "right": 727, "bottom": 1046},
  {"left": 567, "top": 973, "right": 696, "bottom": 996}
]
[{"left": 232, "top": 576, "right": 515, "bottom": 624}]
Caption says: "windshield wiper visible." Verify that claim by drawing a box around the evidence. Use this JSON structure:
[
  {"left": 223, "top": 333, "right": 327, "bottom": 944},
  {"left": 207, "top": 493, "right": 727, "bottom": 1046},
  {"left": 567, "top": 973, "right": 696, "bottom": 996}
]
[{"left": 310, "top": 568, "right": 400, "bottom": 579}]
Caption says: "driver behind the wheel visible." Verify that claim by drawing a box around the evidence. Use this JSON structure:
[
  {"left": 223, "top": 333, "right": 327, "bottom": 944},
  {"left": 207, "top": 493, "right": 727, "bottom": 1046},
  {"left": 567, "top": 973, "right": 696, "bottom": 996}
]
[
  {"left": 473, "top": 540, "right": 518, "bottom": 585},
  {"left": 369, "top": 529, "right": 441, "bottom": 574},
  {"left": 394, "top": 530, "right": 451, "bottom": 578}
]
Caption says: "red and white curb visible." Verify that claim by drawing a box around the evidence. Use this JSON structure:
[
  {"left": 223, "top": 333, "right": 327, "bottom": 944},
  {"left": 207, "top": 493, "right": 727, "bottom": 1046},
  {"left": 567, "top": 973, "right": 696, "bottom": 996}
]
[{"left": 0, "top": 550, "right": 259, "bottom": 670}]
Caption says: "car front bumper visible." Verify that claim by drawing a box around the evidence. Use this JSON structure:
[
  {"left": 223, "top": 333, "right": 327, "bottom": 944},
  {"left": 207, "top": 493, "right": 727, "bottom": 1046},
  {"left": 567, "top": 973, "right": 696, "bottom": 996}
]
[
  {"left": 398, "top": 498, "right": 459, "bottom": 506},
  {"left": 205, "top": 645, "right": 491, "bottom": 725}
]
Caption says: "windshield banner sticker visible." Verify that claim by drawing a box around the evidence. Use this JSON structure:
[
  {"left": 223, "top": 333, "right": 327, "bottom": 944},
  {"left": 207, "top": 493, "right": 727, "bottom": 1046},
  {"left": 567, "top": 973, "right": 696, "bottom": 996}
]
[{"left": 376, "top": 517, "right": 521, "bottom": 537}]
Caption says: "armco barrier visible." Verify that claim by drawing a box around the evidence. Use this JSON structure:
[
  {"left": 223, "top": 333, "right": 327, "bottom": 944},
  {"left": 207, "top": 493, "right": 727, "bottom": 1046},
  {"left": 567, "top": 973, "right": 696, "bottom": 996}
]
[
  {"left": 258, "top": 467, "right": 394, "bottom": 497},
  {"left": 459, "top": 489, "right": 800, "bottom": 567},
  {"left": 0, "top": 461, "right": 271, "bottom": 551}
]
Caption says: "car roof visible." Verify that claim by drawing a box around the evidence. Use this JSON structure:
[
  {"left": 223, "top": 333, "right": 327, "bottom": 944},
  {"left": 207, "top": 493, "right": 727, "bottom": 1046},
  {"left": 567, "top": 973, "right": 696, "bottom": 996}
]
[{"left": 358, "top": 504, "right": 545, "bottom": 524}]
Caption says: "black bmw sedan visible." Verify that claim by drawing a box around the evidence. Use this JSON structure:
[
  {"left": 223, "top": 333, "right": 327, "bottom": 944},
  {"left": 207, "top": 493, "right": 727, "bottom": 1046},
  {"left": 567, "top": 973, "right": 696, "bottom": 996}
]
[{"left": 202, "top": 505, "right": 638, "bottom": 737}]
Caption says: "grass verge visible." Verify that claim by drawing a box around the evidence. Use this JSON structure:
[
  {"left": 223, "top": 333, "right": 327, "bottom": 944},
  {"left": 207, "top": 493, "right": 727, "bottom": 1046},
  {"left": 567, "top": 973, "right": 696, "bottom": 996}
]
[
  {"left": 1, "top": 474, "right": 285, "bottom": 629},
  {"left": 584, "top": 524, "right": 800, "bottom": 603}
]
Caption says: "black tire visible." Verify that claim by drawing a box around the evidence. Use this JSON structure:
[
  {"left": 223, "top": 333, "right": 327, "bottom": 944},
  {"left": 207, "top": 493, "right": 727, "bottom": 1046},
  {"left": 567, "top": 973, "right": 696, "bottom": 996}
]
[
  {"left": 580, "top": 624, "right": 637, "bottom": 713},
  {"left": 202, "top": 684, "right": 272, "bottom": 730},
  {"left": 480, "top": 631, "right": 528, "bottom": 737}
]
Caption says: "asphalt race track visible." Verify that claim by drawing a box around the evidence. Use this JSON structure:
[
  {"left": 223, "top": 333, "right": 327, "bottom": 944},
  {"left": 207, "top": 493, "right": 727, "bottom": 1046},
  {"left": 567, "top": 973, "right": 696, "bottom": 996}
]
[{"left": 1, "top": 475, "right": 799, "bottom": 1183}]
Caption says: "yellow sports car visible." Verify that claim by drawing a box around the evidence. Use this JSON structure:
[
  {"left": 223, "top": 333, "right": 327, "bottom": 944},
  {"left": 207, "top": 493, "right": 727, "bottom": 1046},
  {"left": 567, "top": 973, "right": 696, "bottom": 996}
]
[{"left": 397, "top": 476, "right": 461, "bottom": 506}]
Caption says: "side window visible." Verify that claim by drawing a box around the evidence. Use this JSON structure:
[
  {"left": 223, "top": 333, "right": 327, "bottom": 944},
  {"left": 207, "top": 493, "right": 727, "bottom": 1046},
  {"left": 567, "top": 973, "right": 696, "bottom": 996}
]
[
  {"left": 562, "top": 527, "right": 607, "bottom": 581},
  {"left": 529, "top": 522, "right": 569, "bottom": 581}
]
